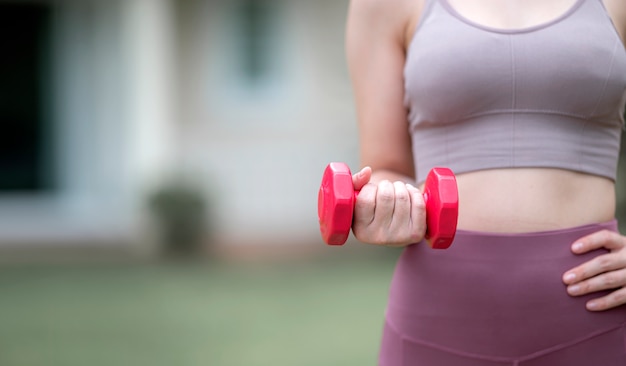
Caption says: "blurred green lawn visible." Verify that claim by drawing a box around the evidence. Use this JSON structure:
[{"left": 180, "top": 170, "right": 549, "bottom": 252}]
[{"left": 0, "top": 256, "right": 397, "bottom": 366}]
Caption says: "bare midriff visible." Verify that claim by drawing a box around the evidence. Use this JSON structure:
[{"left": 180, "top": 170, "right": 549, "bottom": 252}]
[{"left": 444, "top": 168, "right": 616, "bottom": 233}]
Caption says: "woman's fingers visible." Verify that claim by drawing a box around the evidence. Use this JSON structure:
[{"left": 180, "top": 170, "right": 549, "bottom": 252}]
[
  {"left": 570, "top": 230, "right": 625, "bottom": 254},
  {"left": 581, "top": 286, "right": 626, "bottom": 311},
  {"left": 565, "top": 252, "right": 626, "bottom": 287},
  {"left": 353, "top": 182, "right": 377, "bottom": 227},
  {"left": 563, "top": 229, "right": 626, "bottom": 311},
  {"left": 567, "top": 267, "right": 626, "bottom": 296},
  {"left": 407, "top": 184, "right": 427, "bottom": 243},
  {"left": 353, "top": 180, "right": 426, "bottom": 246},
  {"left": 374, "top": 180, "right": 396, "bottom": 229},
  {"left": 563, "top": 230, "right": 626, "bottom": 284},
  {"left": 388, "top": 181, "right": 411, "bottom": 232},
  {"left": 567, "top": 271, "right": 626, "bottom": 311}
]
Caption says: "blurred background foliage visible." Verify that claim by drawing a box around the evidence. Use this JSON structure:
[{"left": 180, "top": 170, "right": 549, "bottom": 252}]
[{"left": 147, "top": 177, "right": 209, "bottom": 258}]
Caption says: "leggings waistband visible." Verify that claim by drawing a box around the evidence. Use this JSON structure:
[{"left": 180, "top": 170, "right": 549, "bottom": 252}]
[{"left": 448, "top": 219, "right": 619, "bottom": 259}]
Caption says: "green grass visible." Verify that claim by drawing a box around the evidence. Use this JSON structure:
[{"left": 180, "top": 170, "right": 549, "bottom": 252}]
[{"left": 0, "top": 258, "right": 397, "bottom": 366}]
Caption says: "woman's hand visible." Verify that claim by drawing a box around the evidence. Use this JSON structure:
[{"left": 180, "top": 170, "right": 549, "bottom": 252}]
[
  {"left": 350, "top": 167, "right": 427, "bottom": 247},
  {"left": 562, "top": 230, "right": 626, "bottom": 311}
]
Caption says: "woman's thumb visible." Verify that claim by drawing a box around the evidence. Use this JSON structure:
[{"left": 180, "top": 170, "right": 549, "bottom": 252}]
[{"left": 352, "top": 166, "right": 372, "bottom": 190}]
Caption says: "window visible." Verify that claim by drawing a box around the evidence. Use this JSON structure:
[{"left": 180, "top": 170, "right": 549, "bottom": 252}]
[
  {"left": 230, "top": 0, "right": 283, "bottom": 89},
  {"left": 238, "top": 0, "right": 271, "bottom": 83},
  {"left": 0, "top": 3, "right": 54, "bottom": 192}
]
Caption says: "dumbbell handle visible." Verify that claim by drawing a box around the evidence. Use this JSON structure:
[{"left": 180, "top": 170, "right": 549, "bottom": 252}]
[{"left": 318, "top": 162, "right": 458, "bottom": 249}]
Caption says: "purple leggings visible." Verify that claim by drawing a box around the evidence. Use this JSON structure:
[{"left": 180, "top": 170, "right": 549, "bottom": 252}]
[{"left": 379, "top": 220, "right": 626, "bottom": 366}]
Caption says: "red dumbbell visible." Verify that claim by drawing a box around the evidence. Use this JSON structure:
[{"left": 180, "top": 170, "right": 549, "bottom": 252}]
[{"left": 318, "top": 162, "right": 459, "bottom": 249}]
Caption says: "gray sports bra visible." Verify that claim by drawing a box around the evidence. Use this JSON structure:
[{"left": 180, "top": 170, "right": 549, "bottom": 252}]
[{"left": 405, "top": 0, "right": 626, "bottom": 183}]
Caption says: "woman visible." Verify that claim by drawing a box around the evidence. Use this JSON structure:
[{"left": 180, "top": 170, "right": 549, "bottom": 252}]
[{"left": 345, "top": 0, "right": 626, "bottom": 364}]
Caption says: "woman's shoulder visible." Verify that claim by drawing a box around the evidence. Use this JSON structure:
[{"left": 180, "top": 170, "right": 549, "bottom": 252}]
[
  {"left": 347, "top": 0, "right": 426, "bottom": 48},
  {"left": 602, "top": 0, "right": 626, "bottom": 45}
]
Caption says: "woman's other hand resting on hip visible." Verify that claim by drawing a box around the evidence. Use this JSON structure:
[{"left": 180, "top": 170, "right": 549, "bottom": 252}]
[{"left": 564, "top": 230, "right": 626, "bottom": 311}]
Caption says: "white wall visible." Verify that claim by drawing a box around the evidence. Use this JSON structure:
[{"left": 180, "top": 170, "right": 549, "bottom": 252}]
[{"left": 175, "top": 0, "right": 359, "bottom": 245}]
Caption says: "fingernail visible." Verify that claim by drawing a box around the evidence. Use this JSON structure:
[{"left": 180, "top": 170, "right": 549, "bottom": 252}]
[
  {"left": 568, "top": 284, "right": 580, "bottom": 295},
  {"left": 572, "top": 242, "right": 583, "bottom": 252},
  {"left": 587, "top": 301, "right": 599, "bottom": 311},
  {"left": 564, "top": 272, "right": 576, "bottom": 282}
]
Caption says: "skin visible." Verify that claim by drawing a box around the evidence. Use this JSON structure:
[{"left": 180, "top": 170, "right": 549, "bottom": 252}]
[{"left": 346, "top": 0, "right": 626, "bottom": 311}]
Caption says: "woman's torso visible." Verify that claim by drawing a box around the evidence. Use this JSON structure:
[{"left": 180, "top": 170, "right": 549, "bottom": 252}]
[{"left": 406, "top": 0, "right": 626, "bottom": 233}]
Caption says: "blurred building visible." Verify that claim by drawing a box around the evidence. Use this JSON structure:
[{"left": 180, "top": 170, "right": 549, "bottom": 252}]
[
  {"left": 2, "top": 0, "right": 625, "bottom": 255},
  {"left": 0, "top": 0, "right": 358, "bottom": 253}
]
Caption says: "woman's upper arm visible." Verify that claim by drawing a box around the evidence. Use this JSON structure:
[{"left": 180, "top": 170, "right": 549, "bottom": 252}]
[
  {"left": 603, "top": 0, "right": 626, "bottom": 45},
  {"left": 346, "top": 0, "right": 422, "bottom": 179}
]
